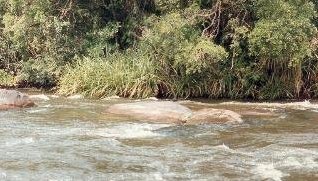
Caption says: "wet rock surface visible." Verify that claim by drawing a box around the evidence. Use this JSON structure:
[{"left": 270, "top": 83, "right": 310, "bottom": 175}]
[
  {"left": 106, "top": 101, "right": 243, "bottom": 124},
  {"left": 187, "top": 108, "right": 243, "bottom": 125},
  {"left": 0, "top": 89, "right": 35, "bottom": 110}
]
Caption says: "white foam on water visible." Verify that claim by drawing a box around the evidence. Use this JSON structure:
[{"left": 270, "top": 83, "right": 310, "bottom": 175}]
[
  {"left": 49, "top": 95, "right": 59, "bottom": 98},
  {"left": 133, "top": 97, "right": 159, "bottom": 102},
  {"left": 43, "top": 104, "right": 52, "bottom": 108},
  {"left": 29, "top": 94, "right": 50, "bottom": 101},
  {"left": 281, "top": 157, "right": 303, "bottom": 167},
  {"left": 148, "top": 161, "right": 171, "bottom": 174},
  {"left": 153, "top": 173, "right": 164, "bottom": 181},
  {"left": 277, "top": 150, "right": 318, "bottom": 170},
  {"left": 26, "top": 108, "right": 49, "bottom": 113},
  {"left": 275, "top": 133, "right": 318, "bottom": 145},
  {"left": 278, "top": 114, "right": 287, "bottom": 119},
  {"left": 215, "top": 143, "right": 231, "bottom": 150},
  {"left": 88, "top": 123, "right": 171, "bottom": 139},
  {"left": 102, "top": 95, "right": 121, "bottom": 100},
  {"left": 67, "top": 94, "right": 83, "bottom": 99},
  {"left": 146, "top": 97, "right": 159, "bottom": 101},
  {"left": 212, "top": 144, "right": 253, "bottom": 157},
  {"left": 194, "top": 132, "right": 218, "bottom": 137},
  {"left": 41, "top": 127, "right": 86, "bottom": 136},
  {"left": 252, "top": 163, "right": 288, "bottom": 181},
  {"left": 280, "top": 156, "right": 318, "bottom": 169},
  {"left": 248, "top": 145, "right": 318, "bottom": 176},
  {"left": 220, "top": 100, "right": 318, "bottom": 110},
  {"left": 0, "top": 171, "right": 6, "bottom": 179},
  {"left": 5, "top": 137, "right": 35, "bottom": 147}
]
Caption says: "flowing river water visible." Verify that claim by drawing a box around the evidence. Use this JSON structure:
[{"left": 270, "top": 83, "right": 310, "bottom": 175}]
[{"left": 0, "top": 93, "right": 318, "bottom": 181}]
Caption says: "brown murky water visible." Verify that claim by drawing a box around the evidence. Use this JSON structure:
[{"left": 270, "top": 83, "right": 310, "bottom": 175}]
[{"left": 0, "top": 94, "right": 317, "bottom": 181}]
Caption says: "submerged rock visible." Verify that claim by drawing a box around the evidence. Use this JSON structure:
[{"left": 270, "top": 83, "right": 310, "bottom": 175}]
[
  {"left": 106, "top": 101, "right": 192, "bottom": 124},
  {"left": 0, "top": 89, "right": 35, "bottom": 110},
  {"left": 178, "top": 100, "right": 281, "bottom": 119},
  {"left": 105, "top": 101, "right": 243, "bottom": 124},
  {"left": 187, "top": 108, "right": 243, "bottom": 124}
]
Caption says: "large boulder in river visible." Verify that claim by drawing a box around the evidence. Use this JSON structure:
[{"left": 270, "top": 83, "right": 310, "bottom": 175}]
[
  {"left": 106, "top": 101, "right": 243, "bottom": 124},
  {"left": 0, "top": 89, "right": 35, "bottom": 110}
]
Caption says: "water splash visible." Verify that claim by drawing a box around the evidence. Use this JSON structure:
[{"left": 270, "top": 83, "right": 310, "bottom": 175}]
[
  {"left": 5, "top": 137, "right": 35, "bottom": 147},
  {"left": 252, "top": 163, "right": 288, "bottom": 181},
  {"left": 29, "top": 94, "right": 50, "bottom": 101},
  {"left": 67, "top": 95, "right": 83, "bottom": 99},
  {"left": 220, "top": 100, "right": 318, "bottom": 110},
  {"left": 87, "top": 123, "right": 171, "bottom": 139}
]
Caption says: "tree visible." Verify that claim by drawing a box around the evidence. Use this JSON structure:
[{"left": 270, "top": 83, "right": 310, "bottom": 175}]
[{"left": 249, "top": 0, "right": 316, "bottom": 96}]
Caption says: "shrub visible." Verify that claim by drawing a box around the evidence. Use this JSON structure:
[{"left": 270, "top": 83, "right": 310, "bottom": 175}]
[
  {"left": 15, "top": 57, "right": 62, "bottom": 88},
  {"left": 0, "top": 69, "right": 14, "bottom": 86},
  {"left": 249, "top": 0, "right": 316, "bottom": 96},
  {"left": 140, "top": 12, "right": 228, "bottom": 98}
]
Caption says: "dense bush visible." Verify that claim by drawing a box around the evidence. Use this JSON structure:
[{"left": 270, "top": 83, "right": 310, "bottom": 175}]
[
  {"left": 59, "top": 11, "right": 228, "bottom": 98},
  {"left": 140, "top": 12, "right": 228, "bottom": 98}
]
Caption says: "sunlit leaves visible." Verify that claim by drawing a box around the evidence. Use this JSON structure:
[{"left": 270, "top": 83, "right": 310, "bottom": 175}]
[{"left": 249, "top": 0, "right": 316, "bottom": 66}]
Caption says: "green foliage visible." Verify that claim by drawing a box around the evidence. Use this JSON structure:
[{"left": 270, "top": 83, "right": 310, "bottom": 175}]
[
  {"left": 259, "top": 79, "right": 294, "bottom": 100},
  {"left": 16, "top": 57, "right": 62, "bottom": 88},
  {"left": 83, "top": 22, "right": 121, "bottom": 57},
  {"left": 59, "top": 11, "right": 228, "bottom": 98},
  {"left": 155, "top": 0, "right": 181, "bottom": 13},
  {"left": 140, "top": 12, "right": 228, "bottom": 98},
  {"left": 0, "top": 69, "right": 14, "bottom": 86},
  {"left": 1, "top": 0, "right": 75, "bottom": 60},
  {"left": 177, "top": 39, "right": 227, "bottom": 75},
  {"left": 249, "top": 0, "right": 316, "bottom": 66},
  {"left": 248, "top": 0, "right": 317, "bottom": 97},
  {"left": 1, "top": 0, "right": 318, "bottom": 99},
  {"left": 0, "top": 0, "right": 81, "bottom": 88}
]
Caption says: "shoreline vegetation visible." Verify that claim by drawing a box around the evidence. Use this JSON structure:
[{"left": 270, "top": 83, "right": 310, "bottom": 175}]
[{"left": 1, "top": 0, "right": 318, "bottom": 100}]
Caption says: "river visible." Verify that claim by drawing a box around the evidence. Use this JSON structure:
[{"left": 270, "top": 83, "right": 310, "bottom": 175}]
[{"left": 0, "top": 93, "right": 317, "bottom": 181}]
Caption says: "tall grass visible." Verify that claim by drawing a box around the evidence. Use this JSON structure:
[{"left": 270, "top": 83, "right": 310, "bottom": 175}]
[
  {"left": 58, "top": 52, "right": 159, "bottom": 98},
  {"left": 58, "top": 51, "right": 227, "bottom": 99}
]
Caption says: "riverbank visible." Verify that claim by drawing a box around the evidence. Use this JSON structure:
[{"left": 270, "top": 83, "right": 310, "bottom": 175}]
[
  {"left": 1, "top": 1, "right": 318, "bottom": 101},
  {"left": 16, "top": 88, "right": 318, "bottom": 116}
]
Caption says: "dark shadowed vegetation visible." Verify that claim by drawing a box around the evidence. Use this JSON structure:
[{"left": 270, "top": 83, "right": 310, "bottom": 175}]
[{"left": 1, "top": 0, "right": 318, "bottom": 100}]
